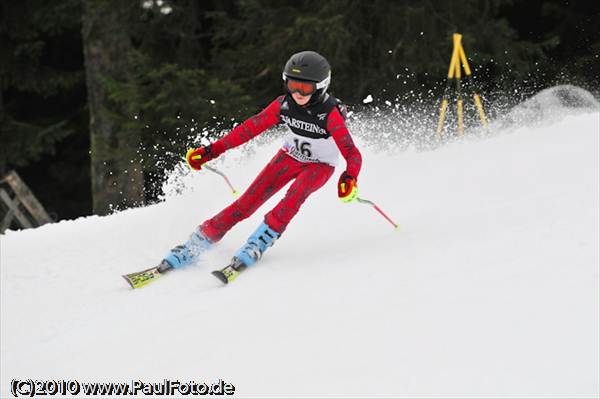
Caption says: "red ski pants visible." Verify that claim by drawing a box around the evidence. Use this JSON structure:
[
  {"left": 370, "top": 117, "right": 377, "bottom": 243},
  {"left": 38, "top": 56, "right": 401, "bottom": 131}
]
[{"left": 200, "top": 150, "right": 334, "bottom": 242}]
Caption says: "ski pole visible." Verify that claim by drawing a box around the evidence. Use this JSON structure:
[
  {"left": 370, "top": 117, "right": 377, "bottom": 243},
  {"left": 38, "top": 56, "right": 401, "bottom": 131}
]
[
  {"left": 204, "top": 164, "right": 238, "bottom": 197},
  {"left": 356, "top": 197, "right": 399, "bottom": 230}
]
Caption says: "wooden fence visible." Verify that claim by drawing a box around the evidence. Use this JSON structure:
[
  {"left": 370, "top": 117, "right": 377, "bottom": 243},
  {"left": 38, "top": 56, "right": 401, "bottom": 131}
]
[{"left": 0, "top": 170, "right": 52, "bottom": 233}]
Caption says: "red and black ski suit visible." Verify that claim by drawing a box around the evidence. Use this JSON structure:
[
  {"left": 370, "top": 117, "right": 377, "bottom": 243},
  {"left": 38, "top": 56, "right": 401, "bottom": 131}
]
[{"left": 200, "top": 94, "right": 362, "bottom": 243}]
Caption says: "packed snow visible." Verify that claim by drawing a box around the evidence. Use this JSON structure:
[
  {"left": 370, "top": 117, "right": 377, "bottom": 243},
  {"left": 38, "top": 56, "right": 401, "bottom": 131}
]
[{"left": 1, "top": 88, "right": 599, "bottom": 398}]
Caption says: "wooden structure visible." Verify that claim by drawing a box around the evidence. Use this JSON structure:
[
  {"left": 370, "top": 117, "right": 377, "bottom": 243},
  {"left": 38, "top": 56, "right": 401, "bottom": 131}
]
[{"left": 0, "top": 170, "right": 52, "bottom": 233}]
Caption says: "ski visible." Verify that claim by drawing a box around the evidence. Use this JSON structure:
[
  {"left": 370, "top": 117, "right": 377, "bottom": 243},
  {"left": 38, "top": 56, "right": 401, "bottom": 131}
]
[
  {"left": 124, "top": 257, "right": 247, "bottom": 288},
  {"left": 212, "top": 258, "right": 247, "bottom": 285},
  {"left": 122, "top": 261, "right": 172, "bottom": 289},
  {"left": 211, "top": 269, "right": 231, "bottom": 284},
  {"left": 122, "top": 267, "right": 161, "bottom": 289}
]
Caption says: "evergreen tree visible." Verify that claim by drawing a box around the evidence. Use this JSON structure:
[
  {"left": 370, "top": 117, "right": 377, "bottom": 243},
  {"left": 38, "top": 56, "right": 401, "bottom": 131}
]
[
  {"left": 0, "top": 0, "right": 90, "bottom": 218},
  {"left": 0, "top": 0, "right": 83, "bottom": 174},
  {"left": 82, "top": 1, "right": 144, "bottom": 214}
]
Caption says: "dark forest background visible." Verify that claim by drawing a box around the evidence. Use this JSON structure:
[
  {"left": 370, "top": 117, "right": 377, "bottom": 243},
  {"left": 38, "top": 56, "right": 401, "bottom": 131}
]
[{"left": 1, "top": 0, "right": 599, "bottom": 222}]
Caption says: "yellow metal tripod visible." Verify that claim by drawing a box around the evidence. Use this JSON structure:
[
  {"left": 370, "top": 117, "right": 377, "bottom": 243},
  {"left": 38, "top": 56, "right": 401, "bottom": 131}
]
[{"left": 436, "top": 33, "right": 488, "bottom": 138}]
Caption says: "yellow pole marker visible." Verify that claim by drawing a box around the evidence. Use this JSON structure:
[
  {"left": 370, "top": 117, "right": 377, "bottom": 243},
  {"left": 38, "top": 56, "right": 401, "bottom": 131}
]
[
  {"left": 436, "top": 99, "right": 449, "bottom": 138},
  {"left": 473, "top": 93, "right": 488, "bottom": 128},
  {"left": 459, "top": 37, "right": 488, "bottom": 130},
  {"left": 453, "top": 34, "right": 462, "bottom": 79},
  {"left": 439, "top": 36, "right": 461, "bottom": 139},
  {"left": 457, "top": 98, "right": 464, "bottom": 136},
  {"left": 437, "top": 33, "right": 488, "bottom": 138},
  {"left": 458, "top": 43, "right": 472, "bottom": 76},
  {"left": 453, "top": 34, "right": 464, "bottom": 136},
  {"left": 447, "top": 48, "right": 459, "bottom": 79},
  {"left": 454, "top": 56, "right": 461, "bottom": 79}
]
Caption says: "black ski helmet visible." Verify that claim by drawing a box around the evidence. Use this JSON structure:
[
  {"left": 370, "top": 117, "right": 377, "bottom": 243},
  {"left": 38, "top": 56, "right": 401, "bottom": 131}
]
[{"left": 282, "top": 51, "right": 331, "bottom": 103}]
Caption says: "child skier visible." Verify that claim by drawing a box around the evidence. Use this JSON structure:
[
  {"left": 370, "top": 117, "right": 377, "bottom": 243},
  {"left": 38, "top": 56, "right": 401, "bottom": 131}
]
[{"left": 159, "top": 50, "right": 362, "bottom": 284}]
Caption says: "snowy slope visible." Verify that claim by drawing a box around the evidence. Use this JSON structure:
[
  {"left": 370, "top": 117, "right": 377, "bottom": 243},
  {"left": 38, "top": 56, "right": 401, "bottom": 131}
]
[{"left": 1, "top": 104, "right": 599, "bottom": 397}]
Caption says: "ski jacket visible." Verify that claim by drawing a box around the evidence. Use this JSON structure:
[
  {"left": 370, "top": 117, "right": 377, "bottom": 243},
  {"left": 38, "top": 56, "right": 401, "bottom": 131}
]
[{"left": 211, "top": 94, "right": 362, "bottom": 178}]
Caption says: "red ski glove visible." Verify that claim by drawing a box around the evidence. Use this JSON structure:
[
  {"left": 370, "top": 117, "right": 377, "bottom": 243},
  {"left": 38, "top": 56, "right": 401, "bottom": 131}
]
[
  {"left": 338, "top": 172, "right": 358, "bottom": 203},
  {"left": 186, "top": 144, "right": 221, "bottom": 170}
]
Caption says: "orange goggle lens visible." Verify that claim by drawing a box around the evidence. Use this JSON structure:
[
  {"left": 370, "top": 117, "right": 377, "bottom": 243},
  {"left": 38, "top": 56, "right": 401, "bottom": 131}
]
[{"left": 286, "top": 79, "right": 316, "bottom": 96}]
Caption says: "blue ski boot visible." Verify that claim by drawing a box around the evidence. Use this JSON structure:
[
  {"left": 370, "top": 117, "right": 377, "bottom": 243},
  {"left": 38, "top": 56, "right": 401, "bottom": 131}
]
[
  {"left": 159, "top": 227, "right": 213, "bottom": 273},
  {"left": 212, "top": 221, "right": 280, "bottom": 284},
  {"left": 235, "top": 221, "right": 280, "bottom": 267}
]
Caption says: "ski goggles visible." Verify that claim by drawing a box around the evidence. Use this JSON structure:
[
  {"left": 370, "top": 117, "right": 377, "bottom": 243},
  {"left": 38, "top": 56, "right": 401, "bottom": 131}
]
[{"left": 286, "top": 78, "right": 317, "bottom": 96}]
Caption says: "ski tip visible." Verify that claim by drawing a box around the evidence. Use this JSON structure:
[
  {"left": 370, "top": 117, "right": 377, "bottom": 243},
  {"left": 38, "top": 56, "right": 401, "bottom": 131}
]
[
  {"left": 122, "top": 267, "right": 161, "bottom": 289},
  {"left": 211, "top": 270, "right": 229, "bottom": 285},
  {"left": 122, "top": 274, "right": 136, "bottom": 289}
]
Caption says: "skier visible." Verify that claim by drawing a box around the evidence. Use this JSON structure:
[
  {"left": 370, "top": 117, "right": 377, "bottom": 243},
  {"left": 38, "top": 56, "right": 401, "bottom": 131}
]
[{"left": 159, "top": 50, "right": 362, "bottom": 283}]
